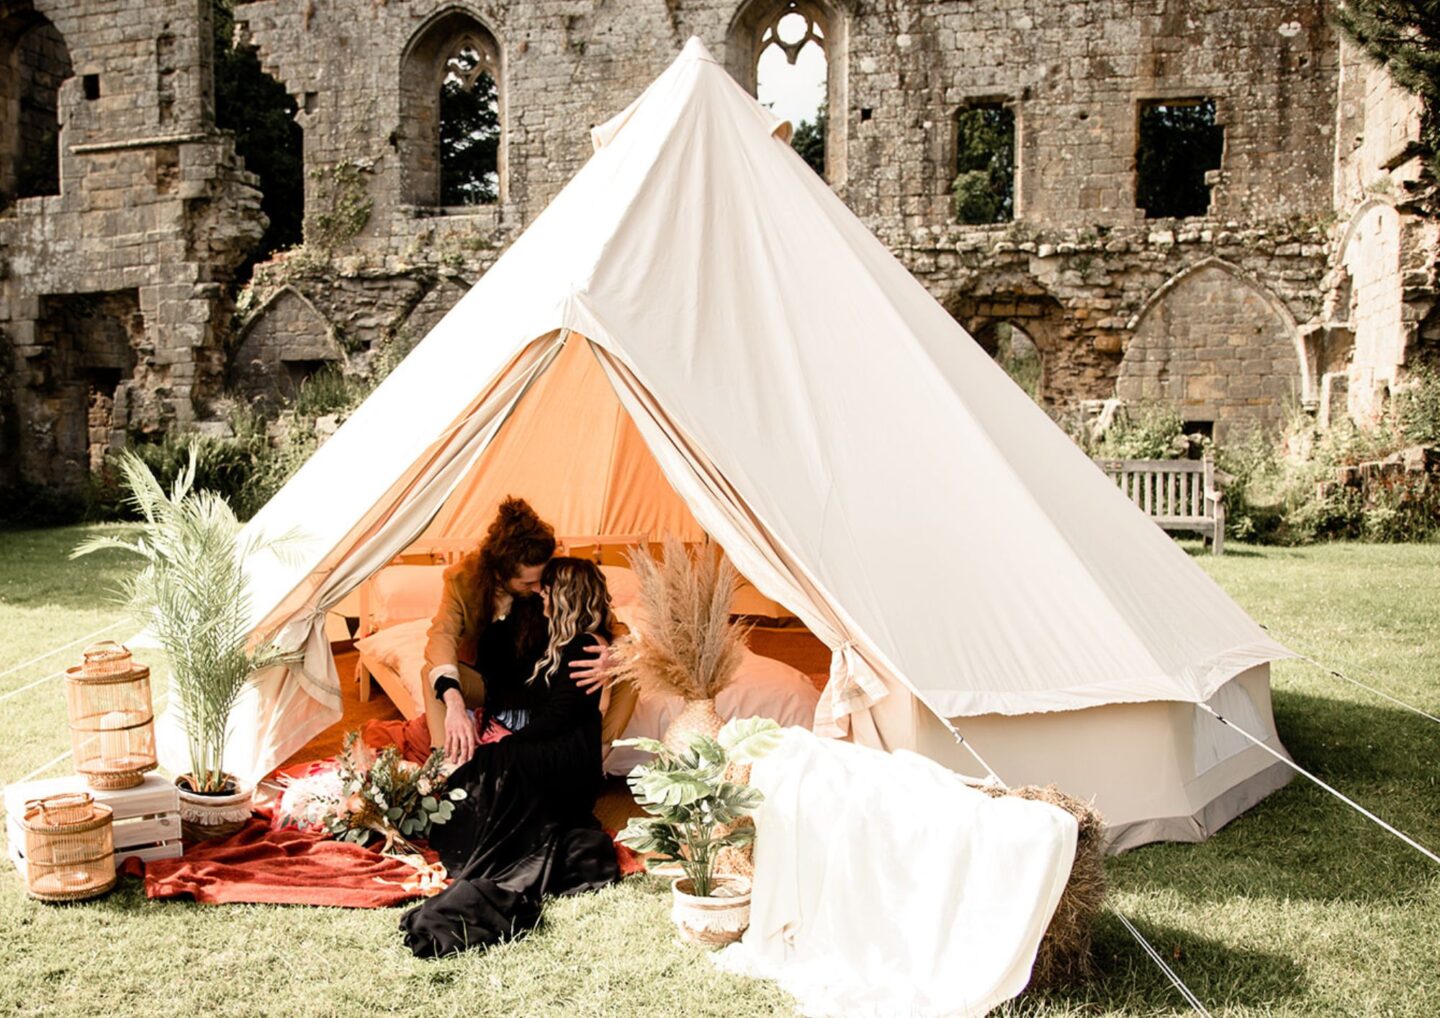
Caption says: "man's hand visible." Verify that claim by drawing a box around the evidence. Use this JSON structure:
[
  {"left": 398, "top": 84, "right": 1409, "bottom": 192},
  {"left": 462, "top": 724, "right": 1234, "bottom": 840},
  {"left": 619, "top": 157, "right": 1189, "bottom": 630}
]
[
  {"left": 442, "top": 689, "right": 477, "bottom": 765},
  {"left": 570, "top": 635, "right": 612, "bottom": 695}
]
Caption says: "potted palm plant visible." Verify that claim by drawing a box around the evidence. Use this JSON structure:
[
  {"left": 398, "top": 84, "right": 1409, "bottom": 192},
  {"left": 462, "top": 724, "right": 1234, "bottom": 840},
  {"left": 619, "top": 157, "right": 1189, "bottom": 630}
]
[
  {"left": 74, "top": 447, "right": 297, "bottom": 842},
  {"left": 616, "top": 716, "right": 783, "bottom": 947}
]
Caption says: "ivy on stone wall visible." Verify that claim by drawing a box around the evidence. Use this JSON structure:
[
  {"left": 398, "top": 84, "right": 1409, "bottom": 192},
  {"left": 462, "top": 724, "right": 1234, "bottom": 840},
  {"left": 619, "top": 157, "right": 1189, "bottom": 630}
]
[{"left": 305, "top": 161, "right": 374, "bottom": 254}]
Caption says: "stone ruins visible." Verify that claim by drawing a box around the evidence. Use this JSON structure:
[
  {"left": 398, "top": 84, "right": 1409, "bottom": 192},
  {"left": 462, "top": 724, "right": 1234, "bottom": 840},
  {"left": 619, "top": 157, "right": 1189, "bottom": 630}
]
[{"left": 2, "top": 0, "right": 1436, "bottom": 495}]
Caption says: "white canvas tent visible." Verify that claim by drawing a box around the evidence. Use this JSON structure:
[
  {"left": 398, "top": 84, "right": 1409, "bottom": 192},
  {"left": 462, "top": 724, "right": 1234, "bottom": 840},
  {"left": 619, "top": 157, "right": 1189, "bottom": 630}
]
[{"left": 170, "top": 38, "right": 1296, "bottom": 850}]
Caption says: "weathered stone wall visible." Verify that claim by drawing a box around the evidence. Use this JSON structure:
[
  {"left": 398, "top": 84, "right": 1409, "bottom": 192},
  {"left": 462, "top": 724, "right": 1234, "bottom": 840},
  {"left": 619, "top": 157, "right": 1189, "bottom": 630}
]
[
  {"left": 1326, "top": 38, "right": 1440, "bottom": 426},
  {"left": 230, "top": 0, "right": 1344, "bottom": 436},
  {"left": 0, "top": 0, "right": 266, "bottom": 492},
  {"left": 4, "top": 1, "right": 1437, "bottom": 498}
]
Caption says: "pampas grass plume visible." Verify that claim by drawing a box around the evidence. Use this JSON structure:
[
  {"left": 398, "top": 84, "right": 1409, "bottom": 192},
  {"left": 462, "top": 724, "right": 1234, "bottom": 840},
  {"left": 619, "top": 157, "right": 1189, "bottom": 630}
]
[{"left": 611, "top": 537, "right": 748, "bottom": 701}]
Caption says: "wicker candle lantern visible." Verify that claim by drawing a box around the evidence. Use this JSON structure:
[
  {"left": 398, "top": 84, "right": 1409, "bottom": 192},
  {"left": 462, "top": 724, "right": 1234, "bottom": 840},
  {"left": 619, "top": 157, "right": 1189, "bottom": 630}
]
[
  {"left": 64, "top": 642, "right": 157, "bottom": 790},
  {"left": 19, "top": 792, "right": 117, "bottom": 901}
]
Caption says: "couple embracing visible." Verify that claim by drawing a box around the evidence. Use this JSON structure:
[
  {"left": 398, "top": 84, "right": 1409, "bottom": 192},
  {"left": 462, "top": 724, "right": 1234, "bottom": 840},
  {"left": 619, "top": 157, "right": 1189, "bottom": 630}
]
[{"left": 400, "top": 497, "right": 636, "bottom": 957}]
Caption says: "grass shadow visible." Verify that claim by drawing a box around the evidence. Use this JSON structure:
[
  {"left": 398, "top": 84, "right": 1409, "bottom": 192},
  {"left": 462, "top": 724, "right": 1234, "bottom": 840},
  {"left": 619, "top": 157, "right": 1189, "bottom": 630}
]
[
  {"left": 0, "top": 525, "right": 137, "bottom": 612},
  {"left": 1004, "top": 912, "right": 1309, "bottom": 1014},
  {"left": 1111, "top": 688, "right": 1440, "bottom": 907}
]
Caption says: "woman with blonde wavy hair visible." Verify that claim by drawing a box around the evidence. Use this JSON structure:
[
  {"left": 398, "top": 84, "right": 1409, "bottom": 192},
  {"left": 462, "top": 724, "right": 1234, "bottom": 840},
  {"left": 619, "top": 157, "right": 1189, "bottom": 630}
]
[{"left": 401, "top": 556, "right": 621, "bottom": 958}]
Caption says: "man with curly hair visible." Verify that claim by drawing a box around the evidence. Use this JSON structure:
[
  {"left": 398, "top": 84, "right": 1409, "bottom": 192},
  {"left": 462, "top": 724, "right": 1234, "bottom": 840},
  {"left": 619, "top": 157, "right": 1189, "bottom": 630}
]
[{"left": 422, "top": 497, "right": 628, "bottom": 763}]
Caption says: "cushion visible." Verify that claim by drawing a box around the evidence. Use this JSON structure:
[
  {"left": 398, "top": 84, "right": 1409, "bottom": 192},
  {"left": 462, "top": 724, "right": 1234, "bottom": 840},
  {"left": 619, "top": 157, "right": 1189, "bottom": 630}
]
[
  {"left": 599, "top": 564, "right": 642, "bottom": 608},
  {"left": 368, "top": 565, "right": 447, "bottom": 631}
]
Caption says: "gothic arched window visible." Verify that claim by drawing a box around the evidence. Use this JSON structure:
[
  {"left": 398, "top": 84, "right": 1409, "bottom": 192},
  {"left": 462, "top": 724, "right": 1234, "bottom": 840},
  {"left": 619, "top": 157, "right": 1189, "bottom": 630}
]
[
  {"left": 0, "top": 10, "right": 73, "bottom": 205},
  {"left": 399, "top": 13, "right": 502, "bottom": 208},
  {"left": 729, "top": 0, "right": 846, "bottom": 185}
]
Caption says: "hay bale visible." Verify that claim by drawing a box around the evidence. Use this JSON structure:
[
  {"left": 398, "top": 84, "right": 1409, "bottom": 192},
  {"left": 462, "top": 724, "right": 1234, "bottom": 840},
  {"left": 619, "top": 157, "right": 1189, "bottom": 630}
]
[{"left": 983, "top": 783, "right": 1107, "bottom": 989}]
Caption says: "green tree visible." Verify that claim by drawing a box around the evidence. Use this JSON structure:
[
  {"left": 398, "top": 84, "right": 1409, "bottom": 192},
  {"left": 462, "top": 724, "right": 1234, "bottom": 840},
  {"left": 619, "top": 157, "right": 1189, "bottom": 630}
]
[
  {"left": 1333, "top": 1, "right": 1440, "bottom": 187},
  {"left": 440, "top": 52, "right": 500, "bottom": 205},
  {"left": 952, "top": 104, "right": 1015, "bottom": 224},
  {"left": 792, "top": 103, "right": 826, "bottom": 176},
  {"left": 212, "top": 0, "right": 304, "bottom": 279}
]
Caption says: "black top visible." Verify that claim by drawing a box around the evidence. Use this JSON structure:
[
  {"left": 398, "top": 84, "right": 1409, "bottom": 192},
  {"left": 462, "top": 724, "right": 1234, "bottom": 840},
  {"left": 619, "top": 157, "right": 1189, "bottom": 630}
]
[
  {"left": 401, "top": 629, "right": 619, "bottom": 958},
  {"left": 433, "top": 593, "right": 547, "bottom": 703}
]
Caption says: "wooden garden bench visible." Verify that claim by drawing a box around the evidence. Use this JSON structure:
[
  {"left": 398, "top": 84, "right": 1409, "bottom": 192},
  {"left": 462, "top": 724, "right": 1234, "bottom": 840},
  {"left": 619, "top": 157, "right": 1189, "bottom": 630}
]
[{"left": 1095, "top": 457, "right": 1226, "bottom": 555}]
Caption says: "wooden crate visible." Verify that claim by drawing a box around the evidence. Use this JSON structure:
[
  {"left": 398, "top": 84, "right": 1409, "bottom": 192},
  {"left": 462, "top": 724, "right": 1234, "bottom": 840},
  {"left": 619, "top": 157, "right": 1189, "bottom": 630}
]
[{"left": 6, "top": 773, "right": 182, "bottom": 878}]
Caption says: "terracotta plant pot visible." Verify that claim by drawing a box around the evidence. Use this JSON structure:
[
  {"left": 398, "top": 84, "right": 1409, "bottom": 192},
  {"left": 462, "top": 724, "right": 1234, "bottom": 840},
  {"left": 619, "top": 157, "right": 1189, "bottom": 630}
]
[
  {"left": 671, "top": 875, "right": 752, "bottom": 947},
  {"left": 175, "top": 774, "right": 253, "bottom": 844}
]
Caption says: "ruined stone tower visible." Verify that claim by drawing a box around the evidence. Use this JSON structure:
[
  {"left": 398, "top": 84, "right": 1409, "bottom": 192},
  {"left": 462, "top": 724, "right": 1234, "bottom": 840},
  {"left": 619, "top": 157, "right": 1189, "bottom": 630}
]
[{"left": 3, "top": 1, "right": 1436, "bottom": 498}]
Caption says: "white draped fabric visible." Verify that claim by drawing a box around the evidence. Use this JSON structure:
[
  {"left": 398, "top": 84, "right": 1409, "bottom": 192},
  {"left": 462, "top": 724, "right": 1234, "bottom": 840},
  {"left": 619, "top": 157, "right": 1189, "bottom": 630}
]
[{"left": 715, "top": 729, "right": 1078, "bottom": 1017}]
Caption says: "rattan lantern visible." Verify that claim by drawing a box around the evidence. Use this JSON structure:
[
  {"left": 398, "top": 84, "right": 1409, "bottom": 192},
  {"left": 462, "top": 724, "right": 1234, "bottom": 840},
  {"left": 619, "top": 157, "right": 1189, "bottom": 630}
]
[
  {"left": 19, "top": 792, "right": 117, "bottom": 902},
  {"left": 64, "top": 642, "right": 157, "bottom": 790}
]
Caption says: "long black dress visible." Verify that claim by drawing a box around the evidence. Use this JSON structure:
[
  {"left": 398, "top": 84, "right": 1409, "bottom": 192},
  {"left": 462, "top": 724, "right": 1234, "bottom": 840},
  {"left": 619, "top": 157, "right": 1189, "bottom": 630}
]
[{"left": 399, "top": 632, "right": 620, "bottom": 957}]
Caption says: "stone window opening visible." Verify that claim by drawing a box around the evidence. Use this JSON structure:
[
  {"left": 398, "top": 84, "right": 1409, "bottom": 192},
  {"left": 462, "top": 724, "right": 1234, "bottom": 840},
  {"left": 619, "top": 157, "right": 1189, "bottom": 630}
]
[
  {"left": 1135, "top": 98, "right": 1223, "bottom": 219},
  {"left": 0, "top": 11, "right": 73, "bottom": 205},
  {"left": 731, "top": 0, "right": 847, "bottom": 185},
  {"left": 440, "top": 41, "right": 500, "bottom": 206},
  {"left": 399, "top": 14, "right": 503, "bottom": 209},
  {"left": 952, "top": 100, "right": 1016, "bottom": 224}
]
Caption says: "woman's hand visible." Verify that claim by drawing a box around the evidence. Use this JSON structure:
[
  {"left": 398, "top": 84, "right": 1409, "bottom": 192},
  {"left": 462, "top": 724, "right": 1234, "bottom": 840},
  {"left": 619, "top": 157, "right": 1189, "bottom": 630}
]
[
  {"left": 569, "top": 635, "right": 612, "bottom": 694},
  {"left": 442, "top": 689, "right": 477, "bottom": 765}
]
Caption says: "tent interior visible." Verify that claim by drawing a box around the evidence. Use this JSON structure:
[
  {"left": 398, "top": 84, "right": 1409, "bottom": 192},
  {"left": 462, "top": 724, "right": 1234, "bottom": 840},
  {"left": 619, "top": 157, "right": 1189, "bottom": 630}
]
[{"left": 296, "top": 330, "right": 1292, "bottom": 854}]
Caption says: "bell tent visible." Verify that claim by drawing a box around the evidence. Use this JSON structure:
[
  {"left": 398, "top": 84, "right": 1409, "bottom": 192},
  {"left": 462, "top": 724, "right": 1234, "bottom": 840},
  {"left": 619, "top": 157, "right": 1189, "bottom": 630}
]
[{"left": 174, "top": 37, "right": 1296, "bottom": 851}]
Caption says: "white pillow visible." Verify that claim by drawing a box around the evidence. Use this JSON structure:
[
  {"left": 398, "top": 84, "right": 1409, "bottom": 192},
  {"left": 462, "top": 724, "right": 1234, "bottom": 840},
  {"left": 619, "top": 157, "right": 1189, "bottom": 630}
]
[{"left": 368, "top": 565, "right": 447, "bottom": 631}]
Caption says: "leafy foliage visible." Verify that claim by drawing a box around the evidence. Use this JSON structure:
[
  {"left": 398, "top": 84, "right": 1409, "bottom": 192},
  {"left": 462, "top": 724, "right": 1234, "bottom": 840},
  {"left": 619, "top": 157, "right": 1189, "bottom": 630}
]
[
  {"left": 616, "top": 717, "right": 781, "bottom": 898},
  {"left": 791, "top": 103, "right": 826, "bottom": 176},
  {"left": 440, "top": 56, "right": 500, "bottom": 206},
  {"left": 276, "top": 730, "right": 464, "bottom": 851},
  {"left": 1396, "top": 366, "right": 1440, "bottom": 445},
  {"left": 1136, "top": 100, "right": 1223, "bottom": 218},
  {"left": 1094, "top": 401, "right": 1191, "bottom": 460},
  {"left": 70, "top": 447, "right": 300, "bottom": 792},
  {"left": 952, "top": 104, "right": 1015, "bottom": 224}
]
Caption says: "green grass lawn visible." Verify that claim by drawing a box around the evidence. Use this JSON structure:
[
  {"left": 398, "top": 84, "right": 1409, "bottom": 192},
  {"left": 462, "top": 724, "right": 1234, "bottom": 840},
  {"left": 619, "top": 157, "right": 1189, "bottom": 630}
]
[{"left": 1, "top": 527, "right": 1437, "bottom": 1017}]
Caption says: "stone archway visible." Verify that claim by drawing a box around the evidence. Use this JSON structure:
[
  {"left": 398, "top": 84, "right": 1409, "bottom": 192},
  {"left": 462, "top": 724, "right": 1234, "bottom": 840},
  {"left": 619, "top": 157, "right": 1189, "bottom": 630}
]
[
  {"left": 0, "top": 6, "right": 73, "bottom": 203},
  {"left": 1120, "top": 259, "right": 1305, "bottom": 440},
  {"left": 1337, "top": 199, "right": 1404, "bottom": 423},
  {"left": 231, "top": 286, "right": 343, "bottom": 405}
]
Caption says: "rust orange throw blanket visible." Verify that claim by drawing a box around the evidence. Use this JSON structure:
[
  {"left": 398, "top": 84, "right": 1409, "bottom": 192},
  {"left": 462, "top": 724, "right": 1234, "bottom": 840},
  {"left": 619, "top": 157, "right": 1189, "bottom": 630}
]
[
  {"left": 125, "top": 717, "right": 641, "bottom": 907},
  {"left": 121, "top": 819, "right": 440, "bottom": 908}
]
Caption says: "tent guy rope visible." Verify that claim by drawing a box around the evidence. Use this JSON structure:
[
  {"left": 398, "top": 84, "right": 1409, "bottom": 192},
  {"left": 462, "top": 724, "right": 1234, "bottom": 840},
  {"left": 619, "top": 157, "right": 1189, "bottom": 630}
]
[
  {"left": 1197, "top": 704, "right": 1440, "bottom": 866},
  {"left": 1109, "top": 906, "right": 1215, "bottom": 1017},
  {"left": 1258, "top": 623, "right": 1440, "bottom": 726},
  {"left": 0, "top": 618, "right": 126, "bottom": 683}
]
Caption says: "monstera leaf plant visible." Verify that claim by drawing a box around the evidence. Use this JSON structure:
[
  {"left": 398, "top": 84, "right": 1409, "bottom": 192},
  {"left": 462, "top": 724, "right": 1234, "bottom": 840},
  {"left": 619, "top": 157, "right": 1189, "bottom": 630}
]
[{"left": 617, "top": 716, "right": 783, "bottom": 899}]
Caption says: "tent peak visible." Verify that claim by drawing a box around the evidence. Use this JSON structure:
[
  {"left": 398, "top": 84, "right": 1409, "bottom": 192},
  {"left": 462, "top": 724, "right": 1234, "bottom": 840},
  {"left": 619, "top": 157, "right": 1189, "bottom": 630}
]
[{"left": 679, "top": 35, "right": 718, "bottom": 64}]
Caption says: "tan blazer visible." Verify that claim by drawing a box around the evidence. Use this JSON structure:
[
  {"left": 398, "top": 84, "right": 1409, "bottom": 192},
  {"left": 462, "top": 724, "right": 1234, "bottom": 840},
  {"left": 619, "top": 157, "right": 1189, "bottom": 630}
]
[{"left": 422, "top": 553, "right": 489, "bottom": 692}]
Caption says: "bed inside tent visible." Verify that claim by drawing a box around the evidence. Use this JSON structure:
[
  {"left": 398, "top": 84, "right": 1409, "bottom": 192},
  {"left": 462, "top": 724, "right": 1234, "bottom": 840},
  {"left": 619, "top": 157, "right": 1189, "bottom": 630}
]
[{"left": 210, "top": 330, "right": 1291, "bottom": 855}]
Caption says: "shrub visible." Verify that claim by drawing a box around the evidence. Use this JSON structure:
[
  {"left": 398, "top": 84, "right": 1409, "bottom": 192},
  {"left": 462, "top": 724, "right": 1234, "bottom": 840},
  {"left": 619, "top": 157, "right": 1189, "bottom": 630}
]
[
  {"left": 1094, "top": 401, "right": 1189, "bottom": 460},
  {"left": 1395, "top": 367, "right": 1440, "bottom": 446}
]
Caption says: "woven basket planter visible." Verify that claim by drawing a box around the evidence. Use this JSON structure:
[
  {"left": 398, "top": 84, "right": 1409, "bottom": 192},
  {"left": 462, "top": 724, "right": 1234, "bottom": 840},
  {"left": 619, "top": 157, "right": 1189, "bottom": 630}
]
[
  {"left": 175, "top": 776, "right": 253, "bottom": 844},
  {"left": 671, "top": 875, "right": 751, "bottom": 947}
]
